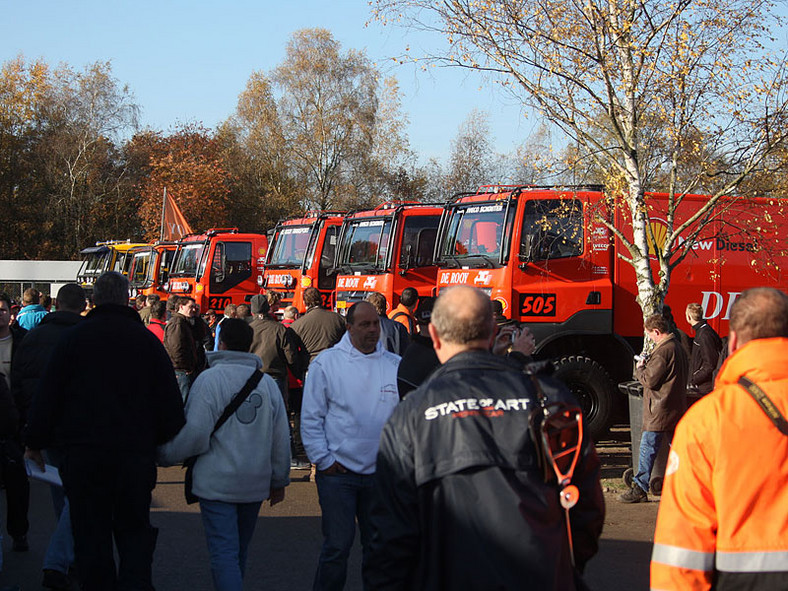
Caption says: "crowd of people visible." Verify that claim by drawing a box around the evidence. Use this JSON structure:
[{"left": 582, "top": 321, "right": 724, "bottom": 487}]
[{"left": 0, "top": 277, "right": 786, "bottom": 590}]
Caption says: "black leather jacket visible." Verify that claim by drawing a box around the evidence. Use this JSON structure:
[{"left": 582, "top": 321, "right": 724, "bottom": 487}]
[
  {"left": 688, "top": 322, "right": 722, "bottom": 395},
  {"left": 364, "top": 349, "right": 605, "bottom": 590}
]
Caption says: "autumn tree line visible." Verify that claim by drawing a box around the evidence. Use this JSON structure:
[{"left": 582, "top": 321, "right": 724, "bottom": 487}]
[
  {"left": 1, "top": 28, "right": 553, "bottom": 261},
  {"left": 4, "top": 14, "right": 788, "bottom": 284}
]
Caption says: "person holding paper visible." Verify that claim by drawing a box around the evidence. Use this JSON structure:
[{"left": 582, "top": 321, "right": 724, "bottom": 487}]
[{"left": 25, "top": 272, "right": 185, "bottom": 591}]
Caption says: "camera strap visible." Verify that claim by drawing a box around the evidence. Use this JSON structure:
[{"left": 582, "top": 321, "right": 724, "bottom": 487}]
[
  {"left": 738, "top": 376, "right": 788, "bottom": 436},
  {"left": 529, "top": 375, "right": 584, "bottom": 567}
]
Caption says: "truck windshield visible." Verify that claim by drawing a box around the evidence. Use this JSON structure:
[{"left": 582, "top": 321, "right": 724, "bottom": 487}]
[
  {"left": 337, "top": 218, "right": 392, "bottom": 270},
  {"left": 129, "top": 250, "right": 152, "bottom": 287},
  {"left": 77, "top": 248, "right": 112, "bottom": 281},
  {"left": 268, "top": 225, "right": 312, "bottom": 267},
  {"left": 170, "top": 242, "right": 207, "bottom": 277},
  {"left": 438, "top": 202, "right": 510, "bottom": 266}
]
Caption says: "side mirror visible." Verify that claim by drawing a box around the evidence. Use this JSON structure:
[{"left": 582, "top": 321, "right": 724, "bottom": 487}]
[
  {"left": 403, "top": 244, "right": 413, "bottom": 268},
  {"left": 213, "top": 245, "right": 226, "bottom": 283},
  {"left": 520, "top": 234, "right": 536, "bottom": 262}
]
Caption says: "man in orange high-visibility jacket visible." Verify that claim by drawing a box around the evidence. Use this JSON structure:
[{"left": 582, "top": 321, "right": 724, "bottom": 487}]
[
  {"left": 388, "top": 287, "right": 418, "bottom": 334},
  {"left": 651, "top": 287, "right": 788, "bottom": 590}
]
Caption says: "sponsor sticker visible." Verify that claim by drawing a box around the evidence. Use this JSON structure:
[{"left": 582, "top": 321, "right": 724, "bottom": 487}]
[{"left": 519, "top": 293, "right": 557, "bottom": 317}]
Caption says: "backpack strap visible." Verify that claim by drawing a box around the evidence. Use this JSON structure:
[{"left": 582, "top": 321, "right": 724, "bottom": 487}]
[
  {"left": 391, "top": 311, "right": 416, "bottom": 333},
  {"left": 738, "top": 376, "right": 788, "bottom": 436}
]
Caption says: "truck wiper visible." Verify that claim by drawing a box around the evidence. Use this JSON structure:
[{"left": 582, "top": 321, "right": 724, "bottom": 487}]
[
  {"left": 340, "top": 263, "right": 376, "bottom": 275},
  {"left": 438, "top": 255, "right": 461, "bottom": 269},
  {"left": 476, "top": 254, "right": 497, "bottom": 268},
  {"left": 458, "top": 254, "right": 498, "bottom": 269}
]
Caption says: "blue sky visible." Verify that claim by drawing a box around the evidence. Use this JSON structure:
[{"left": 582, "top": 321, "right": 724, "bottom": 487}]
[{"left": 1, "top": 0, "right": 536, "bottom": 164}]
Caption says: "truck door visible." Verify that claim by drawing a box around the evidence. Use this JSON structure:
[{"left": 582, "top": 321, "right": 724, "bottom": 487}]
[
  {"left": 315, "top": 224, "right": 340, "bottom": 290},
  {"left": 209, "top": 241, "right": 252, "bottom": 295},
  {"left": 516, "top": 198, "right": 591, "bottom": 322}
]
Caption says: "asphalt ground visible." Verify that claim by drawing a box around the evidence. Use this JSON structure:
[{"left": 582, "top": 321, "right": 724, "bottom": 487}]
[{"left": 0, "top": 428, "right": 659, "bottom": 590}]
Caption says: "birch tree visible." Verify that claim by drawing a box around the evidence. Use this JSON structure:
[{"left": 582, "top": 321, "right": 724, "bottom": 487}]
[
  {"left": 372, "top": 0, "right": 788, "bottom": 319},
  {"left": 445, "top": 109, "right": 495, "bottom": 194},
  {"left": 219, "top": 72, "right": 300, "bottom": 230},
  {"left": 273, "top": 28, "right": 379, "bottom": 210}
]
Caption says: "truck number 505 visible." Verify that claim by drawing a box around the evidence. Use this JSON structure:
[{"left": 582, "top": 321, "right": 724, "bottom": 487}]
[{"left": 520, "top": 293, "right": 557, "bottom": 317}]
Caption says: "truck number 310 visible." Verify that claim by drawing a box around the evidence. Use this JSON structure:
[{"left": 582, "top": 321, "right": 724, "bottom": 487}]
[{"left": 519, "top": 293, "right": 557, "bottom": 317}]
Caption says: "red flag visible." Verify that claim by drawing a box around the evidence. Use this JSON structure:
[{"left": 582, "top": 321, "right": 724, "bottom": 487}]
[{"left": 160, "top": 188, "right": 193, "bottom": 241}]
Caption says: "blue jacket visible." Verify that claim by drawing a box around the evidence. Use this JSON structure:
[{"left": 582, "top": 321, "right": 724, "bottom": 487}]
[{"left": 16, "top": 304, "right": 48, "bottom": 331}]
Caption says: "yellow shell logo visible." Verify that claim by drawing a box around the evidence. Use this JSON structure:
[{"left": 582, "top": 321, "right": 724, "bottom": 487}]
[{"left": 647, "top": 218, "right": 669, "bottom": 258}]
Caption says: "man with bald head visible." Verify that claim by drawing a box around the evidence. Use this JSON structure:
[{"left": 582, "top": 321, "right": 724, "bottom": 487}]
[
  {"left": 365, "top": 286, "right": 604, "bottom": 590},
  {"left": 301, "top": 300, "right": 401, "bottom": 590},
  {"left": 652, "top": 287, "right": 788, "bottom": 590}
]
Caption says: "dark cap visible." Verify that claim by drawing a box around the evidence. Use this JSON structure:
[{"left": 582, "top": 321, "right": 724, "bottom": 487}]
[
  {"left": 250, "top": 294, "right": 270, "bottom": 316},
  {"left": 415, "top": 298, "right": 434, "bottom": 325}
]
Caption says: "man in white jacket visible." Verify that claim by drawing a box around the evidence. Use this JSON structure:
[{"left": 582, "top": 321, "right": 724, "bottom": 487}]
[
  {"left": 159, "top": 318, "right": 290, "bottom": 591},
  {"left": 301, "top": 301, "right": 401, "bottom": 591}
]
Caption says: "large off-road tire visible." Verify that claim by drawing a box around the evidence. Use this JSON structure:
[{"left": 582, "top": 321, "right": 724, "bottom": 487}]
[{"left": 553, "top": 356, "right": 616, "bottom": 441}]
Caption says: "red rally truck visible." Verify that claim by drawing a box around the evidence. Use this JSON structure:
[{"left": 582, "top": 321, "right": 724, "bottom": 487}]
[
  {"left": 333, "top": 202, "right": 443, "bottom": 315},
  {"left": 166, "top": 228, "right": 268, "bottom": 312},
  {"left": 434, "top": 185, "right": 787, "bottom": 438},
  {"left": 262, "top": 211, "right": 345, "bottom": 313}
]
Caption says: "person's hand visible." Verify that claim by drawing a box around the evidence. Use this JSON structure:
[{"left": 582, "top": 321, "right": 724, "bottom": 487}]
[
  {"left": 492, "top": 325, "right": 517, "bottom": 356},
  {"left": 511, "top": 327, "right": 536, "bottom": 356},
  {"left": 320, "top": 461, "right": 348, "bottom": 475},
  {"left": 24, "top": 448, "right": 45, "bottom": 472},
  {"left": 269, "top": 487, "right": 285, "bottom": 506}
]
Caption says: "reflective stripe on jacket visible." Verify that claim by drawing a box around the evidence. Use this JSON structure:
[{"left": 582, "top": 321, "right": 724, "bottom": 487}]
[{"left": 651, "top": 337, "right": 788, "bottom": 590}]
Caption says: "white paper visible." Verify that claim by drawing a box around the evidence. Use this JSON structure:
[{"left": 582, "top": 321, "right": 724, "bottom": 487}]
[{"left": 24, "top": 459, "right": 63, "bottom": 487}]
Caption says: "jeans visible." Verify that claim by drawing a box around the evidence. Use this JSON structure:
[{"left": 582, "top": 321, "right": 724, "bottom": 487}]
[
  {"left": 175, "top": 370, "right": 194, "bottom": 404},
  {"left": 43, "top": 497, "right": 75, "bottom": 573},
  {"left": 634, "top": 430, "right": 668, "bottom": 493},
  {"left": 199, "top": 499, "right": 262, "bottom": 591},
  {"left": 44, "top": 448, "right": 75, "bottom": 574},
  {"left": 45, "top": 448, "right": 67, "bottom": 517},
  {"left": 313, "top": 471, "right": 375, "bottom": 591}
]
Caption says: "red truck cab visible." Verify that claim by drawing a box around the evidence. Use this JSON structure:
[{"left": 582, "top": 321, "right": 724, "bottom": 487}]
[
  {"left": 334, "top": 202, "right": 443, "bottom": 315},
  {"left": 166, "top": 228, "right": 268, "bottom": 312},
  {"left": 262, "top": 212, "right": 345, "bottom": 313}
]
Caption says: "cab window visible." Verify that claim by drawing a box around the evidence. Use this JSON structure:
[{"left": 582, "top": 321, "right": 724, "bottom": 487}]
[
  {"left": 520, "top": 200, "right": 583, "bottom": 261},
  {"left": 399, "top": 215, "right": 440, "bottom": 267}
]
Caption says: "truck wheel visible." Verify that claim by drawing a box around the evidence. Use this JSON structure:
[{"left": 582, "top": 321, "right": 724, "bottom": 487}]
[{"left": 553, "top": 356, "right": 615, "bottom": 441}]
